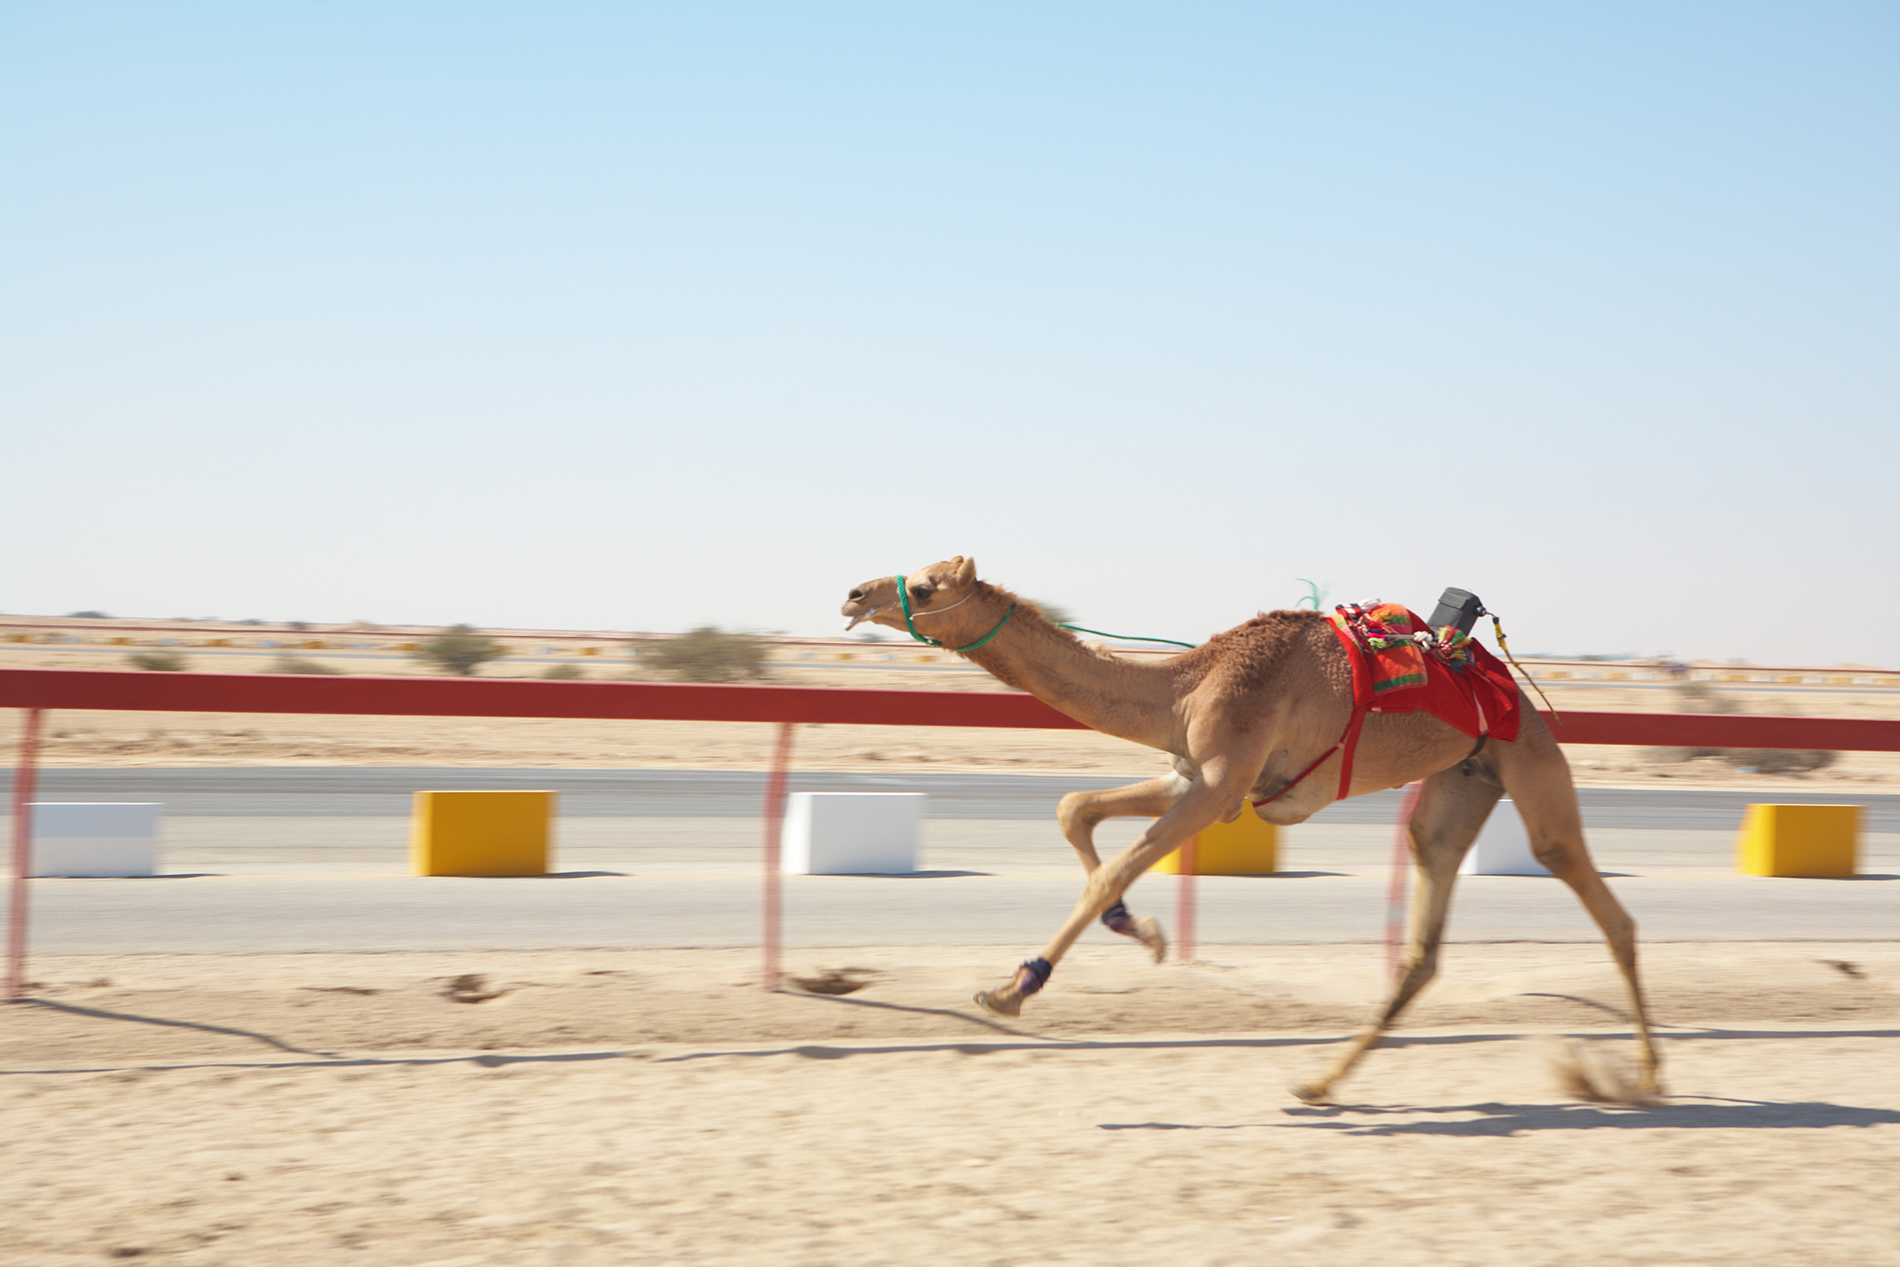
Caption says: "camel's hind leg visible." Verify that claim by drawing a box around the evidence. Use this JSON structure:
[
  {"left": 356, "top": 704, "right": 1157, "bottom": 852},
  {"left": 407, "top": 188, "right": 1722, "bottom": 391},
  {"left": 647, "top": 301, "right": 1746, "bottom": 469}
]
[
  {"left": 1056, "top": 774, "right": 1187, "bottom": 962},
  {"left": 1499, "top": 721, "right": 1663, "bottom": 1098},
  {"left": 1292, "top": 767, "right": 1500, "bottom": 1104}
]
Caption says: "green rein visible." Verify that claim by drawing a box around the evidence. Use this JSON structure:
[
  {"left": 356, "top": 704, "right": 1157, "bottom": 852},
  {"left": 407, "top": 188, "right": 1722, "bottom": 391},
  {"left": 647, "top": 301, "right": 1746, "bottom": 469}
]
[{"left": 896, "top": 574, "right": 1197, "bottom": 654}]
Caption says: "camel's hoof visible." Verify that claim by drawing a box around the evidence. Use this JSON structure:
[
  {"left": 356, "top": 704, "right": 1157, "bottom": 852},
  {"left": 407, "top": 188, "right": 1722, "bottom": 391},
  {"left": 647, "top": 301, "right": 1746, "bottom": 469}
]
[
  {"left": 973, "top": 989, "right": 1023, "bottom": 1018},
  {"left": 1137, "top": 916, "right": 1167, "bottom": 965},
  {"left": 1289, "top": 1082, "right": 1329, "bottom": 1106}
]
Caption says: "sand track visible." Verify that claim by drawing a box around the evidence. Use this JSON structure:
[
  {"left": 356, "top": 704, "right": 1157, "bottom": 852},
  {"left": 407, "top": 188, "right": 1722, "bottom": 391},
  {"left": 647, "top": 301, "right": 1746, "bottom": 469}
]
[{"left": 5, "top": 943, "right": 1898, "bottom": 1265}]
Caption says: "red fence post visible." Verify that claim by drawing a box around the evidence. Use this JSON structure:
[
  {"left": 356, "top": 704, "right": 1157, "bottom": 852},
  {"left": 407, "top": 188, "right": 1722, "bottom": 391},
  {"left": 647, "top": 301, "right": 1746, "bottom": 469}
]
[
  {"left": 7, "top": 708, "right": 44, "bottom": 1001},
  {"left": 1386, "top": 781, "right": 1423, "bottom": 983},
  {"left": 1175, "top": 835, "right": 1198, "bottom": 963},
  {"left": 760, "top": 722, "right": 796, "bottom": 992}
]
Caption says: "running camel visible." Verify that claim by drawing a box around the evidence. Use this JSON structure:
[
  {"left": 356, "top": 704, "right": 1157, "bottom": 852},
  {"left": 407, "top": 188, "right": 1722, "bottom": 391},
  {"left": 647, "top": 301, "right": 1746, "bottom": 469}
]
[{"left": 839, "top": 556, "right": 1661, "bottom": 1104}]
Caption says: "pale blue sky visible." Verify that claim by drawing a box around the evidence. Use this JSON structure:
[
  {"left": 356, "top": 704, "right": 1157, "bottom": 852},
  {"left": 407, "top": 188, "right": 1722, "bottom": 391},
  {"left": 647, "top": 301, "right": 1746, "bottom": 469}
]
[{"left": 5, "top": 3, "right": 1896, "bottom": 664}]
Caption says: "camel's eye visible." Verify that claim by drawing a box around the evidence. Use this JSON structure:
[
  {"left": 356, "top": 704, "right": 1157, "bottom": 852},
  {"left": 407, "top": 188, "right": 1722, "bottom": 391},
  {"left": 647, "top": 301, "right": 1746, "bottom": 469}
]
[{"left": 910, "top": 584, "right": 933, "bottom": 603}]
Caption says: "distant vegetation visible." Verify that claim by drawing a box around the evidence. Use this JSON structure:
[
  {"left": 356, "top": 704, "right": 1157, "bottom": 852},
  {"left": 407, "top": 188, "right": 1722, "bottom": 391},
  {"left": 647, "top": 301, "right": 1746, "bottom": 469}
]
[
  {"left": 68, "top": 610, "right": 109, "bottom": 619},
  {"left": 1673, "top": 681, "right": 1737, "bottom": 715},
  {"left": 1724, "top": 749, "right": 1837, "bottom": 774},
  {"left": 540, "top": 663, "right": 587, "bottom": 680},
  {"left": 270, "top": 656, "right": 340, "bottom": 675},
  {"left": 127, "top": 652, "right": 188, "bottom": 672},
  {"left": 410, "top": 625, "right": 507, "bottom": 677},
  {"left": 1652, "top": 680, "right": 1837, "bottom": 774},
  {"left": 642, "top": 627, "right": 768, "bottom": 683}
]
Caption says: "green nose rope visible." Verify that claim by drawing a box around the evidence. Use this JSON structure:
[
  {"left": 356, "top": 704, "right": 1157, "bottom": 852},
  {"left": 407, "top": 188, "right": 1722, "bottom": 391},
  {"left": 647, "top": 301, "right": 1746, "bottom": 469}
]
[
  {"left": 896, "top": 575, "right": 1196, "bottom": 653},
  {"left": 897, "top": 575, "right": 1015, "bottom": 653}
]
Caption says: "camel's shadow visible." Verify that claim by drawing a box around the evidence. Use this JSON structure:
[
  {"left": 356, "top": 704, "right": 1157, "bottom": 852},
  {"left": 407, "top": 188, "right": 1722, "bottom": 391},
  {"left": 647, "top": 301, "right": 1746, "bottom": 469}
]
[
  {"left": 1104, "top": 1097, "right": 1900, "bottom": 1137},
  {"left": 15, "top": 997, "right": 337, "bottom": 1058}
]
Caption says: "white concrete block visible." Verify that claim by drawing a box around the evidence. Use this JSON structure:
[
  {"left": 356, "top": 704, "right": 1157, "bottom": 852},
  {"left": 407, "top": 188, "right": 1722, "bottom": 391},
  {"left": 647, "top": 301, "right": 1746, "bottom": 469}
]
[
  {"left": 782, "top": 792, "right": 922, "bottom": 875},
  {"left": 29, "top": 803, "right": 160, "bottom": 877},
  {"left": 1458, "top": 799, "right": 1551, "bottom": 877}
]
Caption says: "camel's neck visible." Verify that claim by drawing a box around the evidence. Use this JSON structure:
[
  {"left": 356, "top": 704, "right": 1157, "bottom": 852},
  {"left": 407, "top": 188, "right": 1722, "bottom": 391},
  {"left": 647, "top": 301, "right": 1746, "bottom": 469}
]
[{"left": 927, "top": 585, "right": 1179, "bottom": 749}]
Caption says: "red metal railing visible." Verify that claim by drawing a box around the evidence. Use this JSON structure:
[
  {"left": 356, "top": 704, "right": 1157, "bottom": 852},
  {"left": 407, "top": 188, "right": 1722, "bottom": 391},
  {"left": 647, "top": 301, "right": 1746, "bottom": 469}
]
[
  {"left": 5, "top": 668, "right": 1898, "bottom": 999},
  {"left": 6, "top": 668, "right": 1898, "bottom": 749}
]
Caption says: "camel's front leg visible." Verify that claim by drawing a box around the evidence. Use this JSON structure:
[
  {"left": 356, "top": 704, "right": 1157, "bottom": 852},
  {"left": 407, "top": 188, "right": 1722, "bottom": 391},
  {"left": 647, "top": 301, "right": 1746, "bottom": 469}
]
[
  {"left": 1056, "top": 774, "right": 1187, "bottom": 963},
  {"left": 976, "top": 764, "right": 1250, "bottom": 1017}
]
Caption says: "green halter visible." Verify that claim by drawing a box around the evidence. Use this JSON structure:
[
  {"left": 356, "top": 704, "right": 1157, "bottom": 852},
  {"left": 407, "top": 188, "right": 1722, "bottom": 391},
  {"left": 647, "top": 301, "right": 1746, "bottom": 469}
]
[{"left": 897, "top": 574, "right": 1016, "bottom": 653}]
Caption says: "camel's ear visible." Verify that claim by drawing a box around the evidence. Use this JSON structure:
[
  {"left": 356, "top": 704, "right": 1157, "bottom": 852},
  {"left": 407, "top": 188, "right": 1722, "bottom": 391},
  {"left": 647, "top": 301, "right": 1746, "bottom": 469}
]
[{"left": 953, "top": 556, "right": 976, "bottom": 587}]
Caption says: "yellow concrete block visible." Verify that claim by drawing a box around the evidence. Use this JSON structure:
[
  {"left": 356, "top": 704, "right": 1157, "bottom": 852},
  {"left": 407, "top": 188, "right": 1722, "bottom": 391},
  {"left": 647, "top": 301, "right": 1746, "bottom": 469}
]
[
  {"left": 1736, "top": 804, "right": 1859, "bottom": 877},
  {"left": 1153, "top": 802, "right": 1278, "bottom": 875},
  {"left": 411, "top": 791, "right": 553, "bottom": 876}
]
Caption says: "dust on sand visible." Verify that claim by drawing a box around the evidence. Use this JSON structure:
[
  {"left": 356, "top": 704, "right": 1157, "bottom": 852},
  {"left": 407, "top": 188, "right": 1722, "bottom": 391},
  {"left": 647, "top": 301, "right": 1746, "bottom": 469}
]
[{"left": 4, "top": 942, "right": 1897, "bottom": 1266}]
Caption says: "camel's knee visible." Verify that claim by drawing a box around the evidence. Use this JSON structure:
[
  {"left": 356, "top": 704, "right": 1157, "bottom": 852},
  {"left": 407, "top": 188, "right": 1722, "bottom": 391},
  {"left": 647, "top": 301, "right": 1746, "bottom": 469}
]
[
  {"left": 1081, "top": 868, "right": 1121, "bottom": 906},
  {"left": 1056, "top": 793, "right": 1106, "bottom": 861},
  {"left": 1392, "top": 945, "right": 1441, "bottom": 995},
  {"left": 1603, "top": 916, "right": 1640, "bottom": 967},
  {"left": 1401, "top": 941, "right": 1442, "bottom": 977},
  {"left": 1531, "top": 836, "right": 1596, "bottom": 879},
  {"left": 1055, "top": 791, "right": 1097, "bottom": 837}
]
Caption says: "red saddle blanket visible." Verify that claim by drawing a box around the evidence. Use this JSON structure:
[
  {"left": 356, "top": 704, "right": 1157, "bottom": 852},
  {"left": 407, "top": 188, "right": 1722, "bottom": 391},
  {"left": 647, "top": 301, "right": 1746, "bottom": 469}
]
[{"left": 1328, "top": 603, "right": 1523, "bottom": 742}]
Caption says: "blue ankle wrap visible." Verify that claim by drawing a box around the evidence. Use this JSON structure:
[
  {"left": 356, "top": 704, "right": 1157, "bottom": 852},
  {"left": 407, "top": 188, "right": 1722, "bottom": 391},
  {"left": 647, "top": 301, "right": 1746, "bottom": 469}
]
[
  {"left": 1017, "top": 957, "right": 1053, "bottom": 996},
  {"left": 1100, "top": 900, "right": 1130, "bottom": 928}
]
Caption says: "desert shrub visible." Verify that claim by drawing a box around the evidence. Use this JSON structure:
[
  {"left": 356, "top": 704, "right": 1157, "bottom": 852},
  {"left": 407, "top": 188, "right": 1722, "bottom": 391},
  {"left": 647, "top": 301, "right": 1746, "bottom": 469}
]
[
  {"left": 1672, "top": 681, "right": 1737, "bottom": 715},
  {"left": 410, "top": 625, "right": 507, "bottom": 677},
  {"left": 1722, "top": 749, "right": 1838, "bottom": 774},
  {"left": 1662, "top": 681, "right": 1834, "bottom": 772},
  {"left": 127, "top": 652, "right": 188, "bottom": 672},
  {"left": 270, "top": 656, "right": 340, "bottom": 675},
  {"left": 645, "top": 627, "right": 768, "bottom": 683},
  {"left": 1648, "top": 745, "right": 1837, "bottom": 774},
  {"left": 540, "top": 663, "right": 586, "bottom": 680},
  {"left": 1647, "top": 746, "right": 1722, "bottom": 764}
]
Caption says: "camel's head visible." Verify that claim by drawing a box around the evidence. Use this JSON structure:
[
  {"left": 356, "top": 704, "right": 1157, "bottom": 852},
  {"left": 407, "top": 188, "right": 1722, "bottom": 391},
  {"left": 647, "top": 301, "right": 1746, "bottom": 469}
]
[{"left": 840, "top": 556, "right": 979, "bottom": 634}]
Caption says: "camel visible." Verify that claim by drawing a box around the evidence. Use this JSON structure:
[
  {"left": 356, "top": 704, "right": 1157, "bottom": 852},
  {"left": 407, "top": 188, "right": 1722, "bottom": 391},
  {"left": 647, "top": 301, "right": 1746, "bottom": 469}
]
[{"left": 840, "top": 556, "right": 1661, "bottom": 1104}]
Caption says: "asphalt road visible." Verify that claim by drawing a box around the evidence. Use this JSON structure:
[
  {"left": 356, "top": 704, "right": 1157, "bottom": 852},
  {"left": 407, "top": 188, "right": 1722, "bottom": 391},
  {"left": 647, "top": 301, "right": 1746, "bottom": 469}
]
[
  {"left": 6, "top": 769, "right": 1894, "bottom": 955},
  {"left": 10, "top": 766, "right": 1900, "bottom": 828},
  {"left": 21, "top": 869, "right": 1898, "bottom": 955}
]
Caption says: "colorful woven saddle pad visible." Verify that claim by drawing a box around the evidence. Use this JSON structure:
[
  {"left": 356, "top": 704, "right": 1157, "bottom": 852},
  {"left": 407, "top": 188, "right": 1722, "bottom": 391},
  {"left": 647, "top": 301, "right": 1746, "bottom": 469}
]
[{"left": 1329, "top": 602, "right": 1523, "bottom": 741}]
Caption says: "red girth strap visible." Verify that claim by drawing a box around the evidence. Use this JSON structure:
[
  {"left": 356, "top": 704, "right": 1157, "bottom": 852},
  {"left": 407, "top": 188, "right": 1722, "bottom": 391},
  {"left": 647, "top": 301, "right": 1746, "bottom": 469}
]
[{"left": 1257, "top": 617, "right": 1372, "bottom": 808}]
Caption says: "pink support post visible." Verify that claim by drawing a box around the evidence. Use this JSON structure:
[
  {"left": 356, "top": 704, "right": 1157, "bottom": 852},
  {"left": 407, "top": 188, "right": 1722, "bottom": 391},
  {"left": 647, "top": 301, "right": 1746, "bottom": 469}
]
[
  {"left": 1175, "top": 834, "right": 1198, "bottom": 963},
  {"left": 1386, "top": 781, "right": 1423, "bottom": 983},
  {"left": 8, "top": 708, "right": 44, "bottom": 1001},
  {"left": 760, "top": 721, "right": 796, "bottom": 992}
]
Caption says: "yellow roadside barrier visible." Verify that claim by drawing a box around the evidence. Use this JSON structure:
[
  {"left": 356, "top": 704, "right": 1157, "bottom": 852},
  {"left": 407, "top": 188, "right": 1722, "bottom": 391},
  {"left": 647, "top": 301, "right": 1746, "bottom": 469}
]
[
  {"left": 411, "top": 790, "right": 553, "bottom": 876},
  {"left": 1736, "top": 803, "right": 1859, "bottom": 877},
  {"left": 1153, "top": 800, "right": 1278, "bottom": 875}
]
